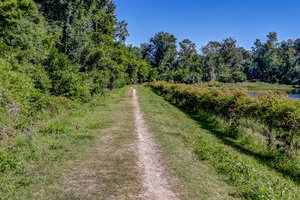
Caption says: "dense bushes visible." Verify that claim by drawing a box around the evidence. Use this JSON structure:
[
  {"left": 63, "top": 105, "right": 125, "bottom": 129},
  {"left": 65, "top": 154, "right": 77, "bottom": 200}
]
[
  {"left": 150, "top": 81, "right": 300, "bottom": 199},
  {"left": 0, "top": 59, "right": 73, "bottom": 134},
  {"left": 0, "top": 0, "right": 155, "bottom": 139},
  {"left": 150, "top": 81, "right": 300, "bottom": 154}
]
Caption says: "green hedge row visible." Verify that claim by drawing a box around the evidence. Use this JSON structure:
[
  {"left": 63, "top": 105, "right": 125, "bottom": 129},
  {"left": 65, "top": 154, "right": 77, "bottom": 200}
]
[{"left": 149, "top": 81, "right": 300, "bottom": 154}]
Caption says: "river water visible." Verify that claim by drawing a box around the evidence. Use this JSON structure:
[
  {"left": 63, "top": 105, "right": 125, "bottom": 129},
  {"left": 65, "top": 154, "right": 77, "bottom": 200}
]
[
  {"left": 289, "top": 89, "right": 300, "bottom": 99},
  {"left": 289, "top": 94, "right": 300, "bottom": 99},
  {"left": 249, "top": 89, "right": 300, "bottom": 99}
]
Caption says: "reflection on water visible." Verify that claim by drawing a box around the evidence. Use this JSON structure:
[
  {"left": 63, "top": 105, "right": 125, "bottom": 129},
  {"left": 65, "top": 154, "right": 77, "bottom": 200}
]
[
  {"left": 289, "top": 88, "right": 300, "bottom": 99},
  {"left": 289, "top": 94, "right": 300, "bottom": 99}
]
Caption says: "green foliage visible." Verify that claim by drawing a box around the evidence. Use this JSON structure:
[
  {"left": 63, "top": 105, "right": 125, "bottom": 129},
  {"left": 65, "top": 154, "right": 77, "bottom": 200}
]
[
  {"left": 0, "top": 87, "right": 129, "bottom": 199},
  {"left": 141, "top": 32, "right": 177, "bottom": 74},
  {"left": 196, "top": 81, "right": 294, "bottom": 90},
  {"left": 39, "top": 121, "right": 71, "bottom": 135},
  {"left": 150, "top": 81, "right": 300, "bottom": 154},
  {"left": 0, "top": 0, "right": 153, "bottom": 140},
  {"left": 0, "top": 0, "right": 36, "bottom": 28},
  {"left": 150, "top": 82, "right": 300, "bottom": 198},
  {"left": 194, "top": 137, "right": 295, "bottom": 199},
  {"left": 251, "top": 94, "right": 300, "bottom": 151},
  {"left": 45, "top": 50, "right": 92, "bottom": 102},
  {"left": 218, "top": 73, "right": 232, "bottom": 83},
  {"left": 142, "top": 35, "right": 203, "bottom": 83},
  {"left": 201, "top": 38, "right": 251, "bottom": 83},
  {"left": 250, "top": 33, "right": 300, "bottom": 84},
  {"left": 231, "top": 71, "right": 247, "bottom": 83},
  {"left": 0, "top": 0, "right": 54, "bottom": 64},
  {"left": 0, "top": 152, "right": 22, "bottom": 173},
  {"left": 143, "top": 31, "right": 300, "bottom": 85}
]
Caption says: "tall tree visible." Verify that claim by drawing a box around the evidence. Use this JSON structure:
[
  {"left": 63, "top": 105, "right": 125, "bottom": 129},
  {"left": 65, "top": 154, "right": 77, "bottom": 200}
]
[
  {"left": 176, "top": 39, "right": 202, "bottom": 83},
  {"left": 278, "top": 40, "right": 300, "bottom": 84},
  {"left": 220, "top": 38, "right": 244, "bottom": 72},
  {"left": 141, "top": 32, "right": 177, "bottom": 80},
  {"left": 140, "top": 42, "right": 154, "bottom": 63},
  {"left": 115, "top": 20, "right": 129, "bottom": 44},
  {"left": 253, "top": 32, "right": 283, "bottom": 83},
  {"left": 37, "top": 0, "right": 118, "bottom": 59},
  {"left": 201, "top": 41, "right": 221, "bottom": 82}
]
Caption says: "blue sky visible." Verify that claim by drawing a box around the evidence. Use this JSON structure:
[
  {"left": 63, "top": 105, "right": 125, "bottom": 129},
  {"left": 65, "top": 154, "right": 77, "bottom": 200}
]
[{"left": 113, "top": 0, "right": 300, "bottom": 50}]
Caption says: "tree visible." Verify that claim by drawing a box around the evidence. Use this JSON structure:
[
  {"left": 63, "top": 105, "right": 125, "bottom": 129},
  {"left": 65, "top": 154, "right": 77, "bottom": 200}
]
[
  {"left": 177, "top": 39, "right": 202, "bottom": 83},
  {"left": 115, "top": 20, "right": 129, "bottom": 44},
  {"left": 178, "top": 39, "right": 198, "bottom": 63},
  {"left": 278, "top": 40, "right": 300, "bottom": 84},
  {"left": 220, "top": 38, "right": 245, "bottom": 72},
  {"left": 231, "top": 71, "right": 247, "bottom": 82},
  {"left": 0, "top": 0, "right": 37, "bottom": 29},
  {"left": 141, "top": 32, "right": 177, "bottom": 79},
  {"left": 201, "top": 41, "right": 221, "bottom": 82},
  {"left": 152, "top": 32, "right": 177, "bottom": 70},
  {"left": 141, "top": 42, "right": 154, "bottom": 64},
  {"left": 0, "top": 0, "right": 53, "bottom": 62},
  {"left": 127, "top": 45, "right": 143, "bottom": 60},
  {"left": 253, "top": 32, "right": 283, "bottom": 83},
  {"left": 37, "top": 0, "right": 118, "bottom": 59}
]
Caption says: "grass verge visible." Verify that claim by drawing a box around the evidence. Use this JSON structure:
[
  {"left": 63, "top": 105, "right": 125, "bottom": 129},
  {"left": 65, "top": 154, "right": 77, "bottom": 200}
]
[
  {"left": 137, "top": 86, "right": 300, "bottom": 200},
  {"left": 0, "top": 87, "right": 141, "bottom": 199},
  {"left": 137, "top": 86, "right": 237, "bottom": 200}
]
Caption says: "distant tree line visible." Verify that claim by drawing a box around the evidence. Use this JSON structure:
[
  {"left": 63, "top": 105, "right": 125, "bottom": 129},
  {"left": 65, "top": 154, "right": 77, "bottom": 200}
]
[
  {"left": 0, "top": 0, "right": 298, "bottom": 137},
  {"left": 0, "top": 0, "right": 299, "bottom": 109},
  {"left": 140, "top": 32, "right": 300, "bottom": 85}
]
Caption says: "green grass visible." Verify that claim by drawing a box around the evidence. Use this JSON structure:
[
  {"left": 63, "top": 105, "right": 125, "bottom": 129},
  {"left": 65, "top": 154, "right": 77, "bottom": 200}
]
[
  {"left": 137, "top": 86, "right": 300, "bottom": 200},
  {"left": 137, "top": 86, "right": 237, "bottom": 200},
  {"left": 0, "top": 87, "right": 141, "bottom": 199},
  {"left": 189, "top": 112, "right": 300, "bottom": 185},
  {"left": 2, "top": 85, "right": 299, "bottom": 199}
]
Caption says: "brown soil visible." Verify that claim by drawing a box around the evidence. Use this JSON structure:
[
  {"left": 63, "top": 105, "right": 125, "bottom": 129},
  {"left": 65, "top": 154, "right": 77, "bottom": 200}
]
[{"left": 132, "top": 88, "right": 178, "bottom": 200}]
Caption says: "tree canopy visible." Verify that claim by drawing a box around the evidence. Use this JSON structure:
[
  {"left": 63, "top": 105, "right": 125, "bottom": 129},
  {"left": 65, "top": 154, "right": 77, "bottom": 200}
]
[
  {"left": 142, "top": 31, "right": 299, "bottom": 84},
  {"left": 0, "top": 0, "right": 299, "bottom": 112}
]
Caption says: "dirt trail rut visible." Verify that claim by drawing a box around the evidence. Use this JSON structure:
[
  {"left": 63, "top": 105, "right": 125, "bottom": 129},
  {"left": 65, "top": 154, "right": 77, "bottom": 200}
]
[
  {"left": 132, "top": 88, "right": 178, "bottom": 200},
  {"left": 63, "top": 89, "right": 142, "bottom": 199}
]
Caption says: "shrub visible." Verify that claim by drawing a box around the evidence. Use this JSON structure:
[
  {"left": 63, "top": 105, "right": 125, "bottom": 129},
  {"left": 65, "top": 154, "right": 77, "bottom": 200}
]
[
  {"left": 194, "top": 135, "right": 295, "bottom": 199},
  {"left": 149, "top": 81, "right": 300, "bottom": 154},
  {"left": 218, "top": 73, "right": 232, "bottom": 83},
  {"left": 231, "top": 71, "right": 247, "bottom": 83}
]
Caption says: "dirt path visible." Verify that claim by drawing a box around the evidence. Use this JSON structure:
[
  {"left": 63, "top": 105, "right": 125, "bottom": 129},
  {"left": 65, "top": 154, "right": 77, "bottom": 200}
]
[
  {"left": 58, "top": 88, "right": 178, "bottom": 199},
  {"left": 132, "top": 88, "right": 178, "bottom": 200},
  {"left": 62, "top": 89, "right": 142, "bottom": 200}
]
